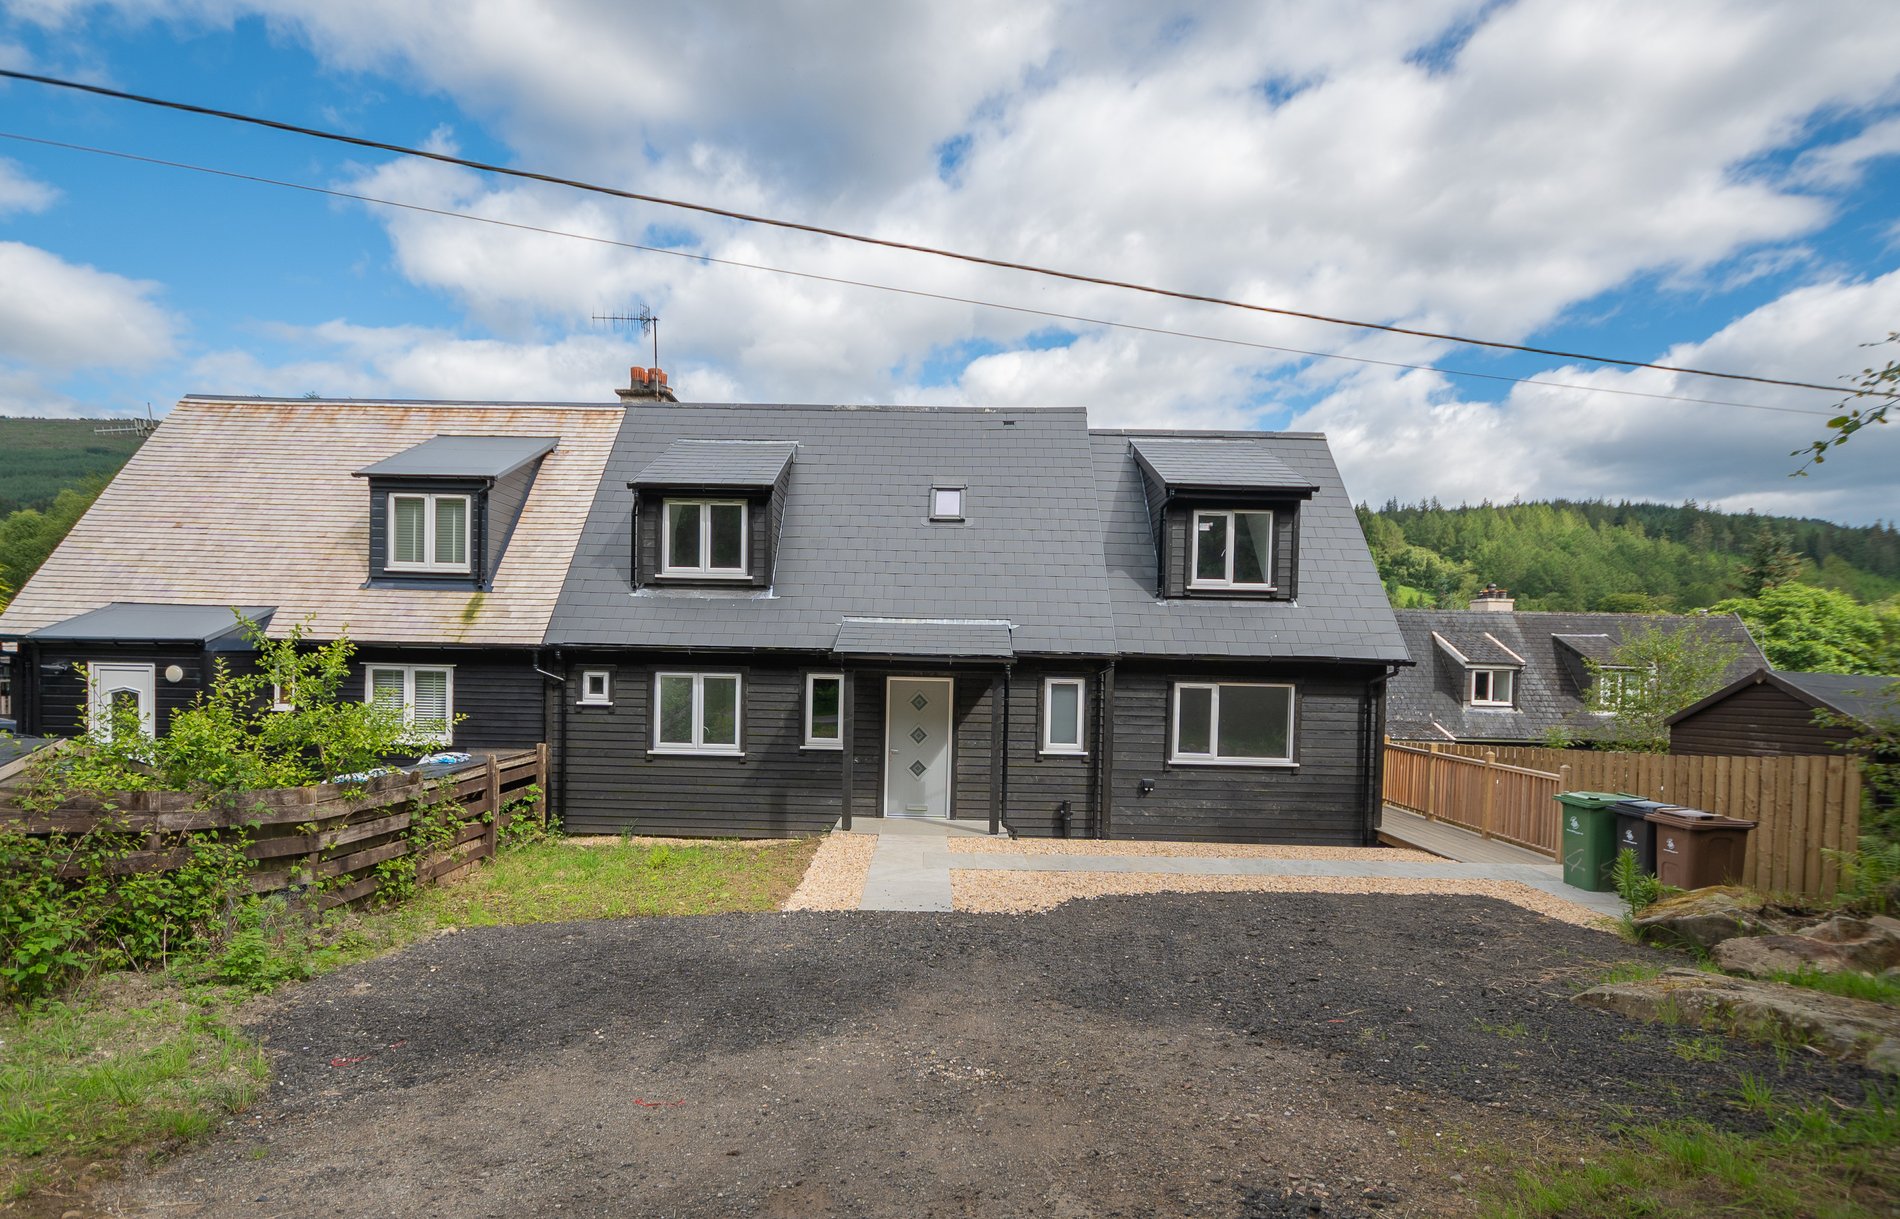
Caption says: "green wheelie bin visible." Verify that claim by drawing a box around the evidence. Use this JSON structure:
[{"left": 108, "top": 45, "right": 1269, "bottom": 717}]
[{"left": 1556, "top": 791, "right": 1633, "bottom": 892}]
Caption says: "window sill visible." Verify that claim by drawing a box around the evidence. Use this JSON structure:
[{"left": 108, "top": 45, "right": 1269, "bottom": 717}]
[
  {"left": 1167, "top": 757, "right": 1298, "bottom": 769},
  {"left": 800, "top": 742, "right": 843, "bottom": 752},
  {"left": 1037, "top": 749, "right": 1089, "bottom": 759},
  {"left": 1467, "top": 703, "right": 1515, "bottom": 710},
  {"left": 648, "top": 747, "right": 745, "bottom": 759},
  {"left": 576, "top": 699, "right": 613, "bottom": 708},
  {"left": 386, "top": 563, "right": 473, "bottom": 576},
  {"left": 1187, "top": 582, "right": 1278, "bottom": 593},
  {"left": 655, "top": 571, "right": 753, "bottom": 581}
]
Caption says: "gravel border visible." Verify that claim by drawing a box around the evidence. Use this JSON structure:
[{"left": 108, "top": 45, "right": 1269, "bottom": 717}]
[
  {"left": 782, "top": 832, "right": 878, "bottom": 910},
  {"left": 948, "top": 839, "right": 1438, "bottom": 862},
  {"left": 950, "top": 869, "right": 1614, "bottom": 927}
]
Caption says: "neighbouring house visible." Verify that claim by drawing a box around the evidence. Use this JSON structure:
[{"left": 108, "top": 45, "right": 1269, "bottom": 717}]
[
  {"left": 1668, "top": 668, "right": 1900, "bottom": 756},
  {"left": 1385, "top": 587, "right": 1765, "bottom": 746},
  {"left": 0, "top": 394, "right": 620, "bottom": 750},
  {"left": 1, "top": 374, "right": 1409, "bottom": 842}
]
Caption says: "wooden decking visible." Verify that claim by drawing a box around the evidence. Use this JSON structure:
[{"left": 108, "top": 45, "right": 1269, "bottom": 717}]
[{"left": 1377, "top": 806, "right": 1555, "bottom": 866}]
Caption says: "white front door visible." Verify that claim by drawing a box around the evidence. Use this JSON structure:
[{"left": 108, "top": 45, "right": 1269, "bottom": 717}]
[
  {"left": 88, "top": 662, "right": 156, "bottom": 741},
  {"left": 885, "top": 677, "right": 953, "bottom": 818}
]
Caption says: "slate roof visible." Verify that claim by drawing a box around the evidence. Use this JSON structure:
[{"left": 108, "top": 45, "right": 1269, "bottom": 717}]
[
  {"left": 551, "top": 407, "right": 1404, "bottom": 662},
  {"left": 27, "top": 603, "right": 274, "bottom": 647},
  {"left": 354, "top": 435, "right": 557, "bottom": 479},
  {"left": 1387, "top": 610, "right": 1766, "bottom": 742},
  {"left": 0, "top": 397, "right": 621, "bottom": 647},
  {"left": 1552, "top": 633, "right": 1618, "bottom": 664},
  {"left": 834, "top": 617, "right": 1015, "bottom": 659},
  {"left": 1090, "top": 432, "right": 1408, "bottom": 661},
  {"left": 1129, "top": 437, "right": 1318, "bottom": 494},
  {"left": 1432, "top": 629, "right": 1526, "bottom": 667},
  {"left": 630, "top": 439, "right": 798, "bottom": 488},
  {"left": 1667, "top": 668, "right": 1900, "bottom": 729}
]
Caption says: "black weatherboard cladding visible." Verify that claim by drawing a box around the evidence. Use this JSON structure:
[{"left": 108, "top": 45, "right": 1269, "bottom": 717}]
[
  {"left": 27, "top": 644, "right": 207, "bottom": 737},
  {"left": 341, "top": 649, "right": 545, "bottom": 751}
]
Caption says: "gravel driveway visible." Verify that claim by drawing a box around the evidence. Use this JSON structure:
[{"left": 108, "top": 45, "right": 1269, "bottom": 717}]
[{"left": 108, "top": 895, "right": 1876, "bottom": 1218}]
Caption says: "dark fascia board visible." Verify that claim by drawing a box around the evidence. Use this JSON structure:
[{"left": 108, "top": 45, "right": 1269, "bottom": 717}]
[{"left": 1664, "top": 666, "right": 1870, "bottom": 727}]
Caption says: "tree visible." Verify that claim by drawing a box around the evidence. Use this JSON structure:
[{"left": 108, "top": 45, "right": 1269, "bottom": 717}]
[
  {"left": 1583, "top": 624, "right": 1740, "bottom": 752},
  {"left": 0, "top": 480, "right": 105, "bottom": 610},
  {"left": 1736, "top": 522, "right": 1802, "bottom": 597},
  {"left": 1794, "top": 332, "right": 1898, "bottom": 473},
  {"left": 1711, "top": 582, "right": 1889, "bottom": 674}
]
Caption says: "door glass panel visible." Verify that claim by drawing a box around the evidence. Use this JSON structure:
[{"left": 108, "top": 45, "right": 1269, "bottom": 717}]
[
  {"left": 658, "top": 675, "right": 694, "bottom": 744},
  {"left": 1048, "top": 682, "right": 1080, "bottom": 747},
  {"left": 668, "top": 502, "right": 701, "bottom": 569},
  {"left": 1233, "top": 511, "right": 1272, "bottom": 585},
  {"left": 709, "top": 504, "right": 744, "bottom": 570},
  {"left": 1218, "top": 685, "right": 1290, "bottom": 760},
  {"left": 392, "top": 497, "right": 425, "bottom": 564},
  {"left": 434, "top": 497, "right": 468, "bottom": 566},
  {"left": 1177, "top": 686, "right": 1213, "bottom": 754},
  {"left": 1194, "top": 513, "right": 1228, "bottom": 582},
  {"left": 809, "top": 677, "right": 840, "bottom": 740},
  {"left": 701, "top": 675, "right": 739, "bottom": 746}
]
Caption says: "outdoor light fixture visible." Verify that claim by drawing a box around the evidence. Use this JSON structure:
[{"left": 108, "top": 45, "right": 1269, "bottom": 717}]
[
  {"left": 163, "top": 664, "right": 185, "bottom": 683},
  {"left": 1138, "top": 778, "right": 1156, "bottom": 796}
]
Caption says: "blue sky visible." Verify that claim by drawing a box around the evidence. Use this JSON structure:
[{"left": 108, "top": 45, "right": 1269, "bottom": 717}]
[{"left": 1, "top": 1, "right": 1897, "bottom": 523}]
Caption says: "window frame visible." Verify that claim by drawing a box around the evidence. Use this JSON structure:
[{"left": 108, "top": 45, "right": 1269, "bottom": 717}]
[
  {"left": 1188, "top": 508, "right": 1275, "bottom": 591},
  {"left": 577, "top": 668, "right": 613, "bottom": 707},
  {"left": 651, "top": 671, "right": 744, "bottom": 756},
  {"left": 803, "top": 672, "right": 844, "bottom": 749},
  {"left": 1467, "top": 667, "right": 1516, "bottom": 708},
  {"left": 362, "top": 663, "right": 455, "bottom": 744},
  {"left": 930, "top": 485, "right": 965, "bottom": 522},
  {"left": 1592, "top": 667, "right": 1644, "bottom": 712},
  {"left": 1040, "top": 676, "right": 1088, "bottom": 756},
  {"left": 269, "top": 678, "right": 296, "bottom": 713},
  {"left": 659, "top": 498, "right": 750, "bottom": 578},
  {"left": 1168, "top": 680, "right": 1296, "bottom": 767},
  {"left": 385, "top": 492, "right": 472, "bottom": 574}
]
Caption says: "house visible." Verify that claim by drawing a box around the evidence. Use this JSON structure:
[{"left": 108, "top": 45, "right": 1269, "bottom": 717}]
[
  {"left": 1385, "top": 588, "right": 1764, "bottom": 745},
  {"left": 1668, "top": 668, "right": 1899, "bottom": 756},
  {"left": 1, "top": 375, "right": 1410, "bottom": 843},
  {"left": 0, "top": 395, "right": 620, "bottom": 749}
]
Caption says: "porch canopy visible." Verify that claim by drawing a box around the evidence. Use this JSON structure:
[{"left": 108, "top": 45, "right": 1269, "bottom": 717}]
[
  {"left": 24, "top": 603, "right": 275, "bottom": 651},
  {"left": 832, "top": 616, "right": 1014, "bottom": 661}
]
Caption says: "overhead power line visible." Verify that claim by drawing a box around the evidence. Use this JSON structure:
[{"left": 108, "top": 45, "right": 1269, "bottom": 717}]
[
  {"left": 4, "top": 66, "right": 1891, "bottom": 403},
  {"left": 0, "top": 129, "right": 1838, "bottom": 420}
]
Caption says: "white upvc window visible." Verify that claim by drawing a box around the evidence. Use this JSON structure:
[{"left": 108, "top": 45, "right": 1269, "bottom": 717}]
[
  {"left": 387, "top": 493, "right": 471, "bottom": 573},
  {"left": 654, "top": 672, "right": 742, "bottom": 755},
  {"left": 661, "top": 499, "right": 748, "bottom": 577},
  {"left": 1593, "top": 668, "right": 1643, "bottom": 712},
  {"left": 1041, "top": 677, "right": 1087, "bottom": 755},
  {"left": 365, "top": 664, "right": 454, "bottom": 743},
  {"left": 1170, "top": 681, "right": 1295, "bottom": 766},
  {"left": 269, "top": 679, "right": 296, "bottom": 712},
  {"left": 804, "top": 672, "right": 843, "bottom": 748},
  {"left": 930, "top": 485, "right": 965, "bottom": 521},
  {"left": 1190, "top": 508, "right": 1274, "bottom": 589},
  {"left": 578, "top": 669, "right": 612, "bottom": 706},
  {"left": 1468, "top": 668, "right": 1516, "bottom": 707}
]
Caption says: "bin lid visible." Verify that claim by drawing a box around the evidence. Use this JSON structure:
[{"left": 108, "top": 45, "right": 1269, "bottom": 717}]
[
  {"left": 1645, "top": 807, "right": 1757, "bottom": 831},
  {"left": 1612, "top": 798, "right": 1682, "bottom": 816},
  {"left": 1554, "top": 791, "right": 1637, "bottom": 809}
]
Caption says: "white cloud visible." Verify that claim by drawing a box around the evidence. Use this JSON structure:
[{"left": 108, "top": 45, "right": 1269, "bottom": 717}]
[
  {"left": 1791, "top": 115, "right": 1900, "bottom": 188},
  {"left": 0, "top": 158, "right": 58, "bottom": 215},
  {"left": 0, "top": 241, "right": 177, "bottom": 369}
]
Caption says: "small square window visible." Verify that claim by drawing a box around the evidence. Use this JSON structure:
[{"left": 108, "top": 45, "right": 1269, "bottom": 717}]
[
  {"left": 931, "top": 486, "right": 964, "bottom": 521},
  {"left": 578, "top": 669, "right": 612, "bottom": 706}
]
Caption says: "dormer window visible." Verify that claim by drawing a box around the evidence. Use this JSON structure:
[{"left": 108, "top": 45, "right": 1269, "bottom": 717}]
[
  {"left": 931, "top": 486, "right": 964, "bottom": 521},
  {"left": 1468, "top": 667, "right": 1515, "bottom": 707},
  {"left": 1190, "top": 509, "right": 1273, "bottom": 589},
  {"left": 387, "top": 492, "right": 470, "bottom": 573},
  {"left": 662, "top": 499, "right": 748, "bottom": 577},
  {"left": 1593, "top": 668, "right": 1643, "bottom": 711}
]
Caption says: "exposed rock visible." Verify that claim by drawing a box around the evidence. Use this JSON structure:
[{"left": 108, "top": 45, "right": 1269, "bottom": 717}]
[
  {"left": 1576, "top": 968, "right": 1900, "bottom": 1073},
  {"left": 1631, "top": 886, "right": 1787, "bottom": 952},
  {"left": 1717, "top": 917, "right": 1900, "bottom": 978}
]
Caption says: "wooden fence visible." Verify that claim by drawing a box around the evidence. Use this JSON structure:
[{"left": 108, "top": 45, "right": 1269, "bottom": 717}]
[
  {"left": 1387, "top": 742, "right": 1862, "bottom": 900},
  {"left": 1383, "top": 744, "right": 1564, "bottom": 856},
  {"left": 0, "top": 745, "right": 547, "bottom": 909}
]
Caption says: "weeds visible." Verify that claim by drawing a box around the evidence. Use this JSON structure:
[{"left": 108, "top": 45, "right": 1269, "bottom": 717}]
[{"left": 1766, "top": 966, "right": 1900, "bottom": 1007}]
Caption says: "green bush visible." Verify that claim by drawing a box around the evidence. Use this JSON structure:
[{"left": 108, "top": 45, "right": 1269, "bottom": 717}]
[{"left": 205, "top": 898, "right": 320, "bottom": 993}]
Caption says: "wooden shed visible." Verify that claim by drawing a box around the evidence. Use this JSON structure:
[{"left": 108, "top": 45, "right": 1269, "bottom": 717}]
[{"left": 1667, "top": 668, "right": 1897, "bottom": 757}]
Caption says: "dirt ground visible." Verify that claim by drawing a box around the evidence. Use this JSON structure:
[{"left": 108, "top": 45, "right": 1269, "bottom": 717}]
[{"left": 101, "top": 894, "right": 1877, "bottom": 1218}]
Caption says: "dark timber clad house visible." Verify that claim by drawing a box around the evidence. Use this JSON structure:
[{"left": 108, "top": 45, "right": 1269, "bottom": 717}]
[
  {"left": 2, "top": 381, "right": 1410, "bottom": 844},
  {"left": 545, "top": 399, "right": 1410, "bottom": 842},
  {"left": 0, "top": 396, "right": 620, "bottom": 752}
]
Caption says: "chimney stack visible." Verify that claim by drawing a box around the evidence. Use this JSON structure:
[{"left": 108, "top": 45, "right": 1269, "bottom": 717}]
[
  {"left": 616, "top": 365, "right": 677, "bottom": 403},
  {"left": 1470, "top": 583, "right": 1515, "bottom": 612}
]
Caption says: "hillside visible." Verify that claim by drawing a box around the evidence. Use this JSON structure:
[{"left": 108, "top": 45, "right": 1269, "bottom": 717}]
[
  {"left": 0, "top": 418, "right": 147, "bottom": 517},
  {"left": 1359, "top": 499, "right": 1900, "bottom": 612}
]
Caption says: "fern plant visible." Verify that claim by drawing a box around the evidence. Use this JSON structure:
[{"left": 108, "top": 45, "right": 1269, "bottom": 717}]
[{"left": 1613, "top": 847, "right": 1663, "bottom": 916}]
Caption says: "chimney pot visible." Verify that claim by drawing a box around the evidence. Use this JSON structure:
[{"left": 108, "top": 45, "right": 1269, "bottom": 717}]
[
  {"left": 1469, "top": 583, "right": 1515, "bottom": 612},
  {"left": 630, "top": 365, "right": 649, "bottom": 383}
]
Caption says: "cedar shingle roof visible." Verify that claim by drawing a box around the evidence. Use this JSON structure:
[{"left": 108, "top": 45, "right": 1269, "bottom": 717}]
[{"left": 0, "top": 397, "right": 621, "bottom": 647}]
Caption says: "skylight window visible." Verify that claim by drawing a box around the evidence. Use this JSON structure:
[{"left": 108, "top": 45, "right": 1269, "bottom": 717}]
[{"left": 931, "top": 486, "right": 964, "bottom": 521}]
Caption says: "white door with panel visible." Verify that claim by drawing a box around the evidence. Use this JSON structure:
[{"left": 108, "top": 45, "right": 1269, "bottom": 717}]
[
  {"left": 87, "top": 662, "right": 156, "bottom": 741},
  {"left": 884, "top": 677, "right": 953, "bottom": 818}
]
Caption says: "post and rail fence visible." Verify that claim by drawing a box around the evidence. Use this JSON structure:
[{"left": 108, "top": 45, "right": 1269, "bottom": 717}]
[
  {"left": 0, "top": 745, "right": 548, "bottom": 908},
  {"left": 1383, "top": 740, "right": 1862, "bottom": 901}
]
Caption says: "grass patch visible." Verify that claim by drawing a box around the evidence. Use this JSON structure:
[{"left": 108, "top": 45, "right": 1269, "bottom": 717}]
[
  {"left": 0, "top": 975, "right": 267, "bottom": 1202},
  {"left": 1766, "top": 967, "right": 1900, "bottom": 1007},
  {"left": 1480, "top": 1087, "right": 1900, "bottom": 1219},
  {"left": 0, "top": 834, "right": 821, "bottom": 1206}
]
